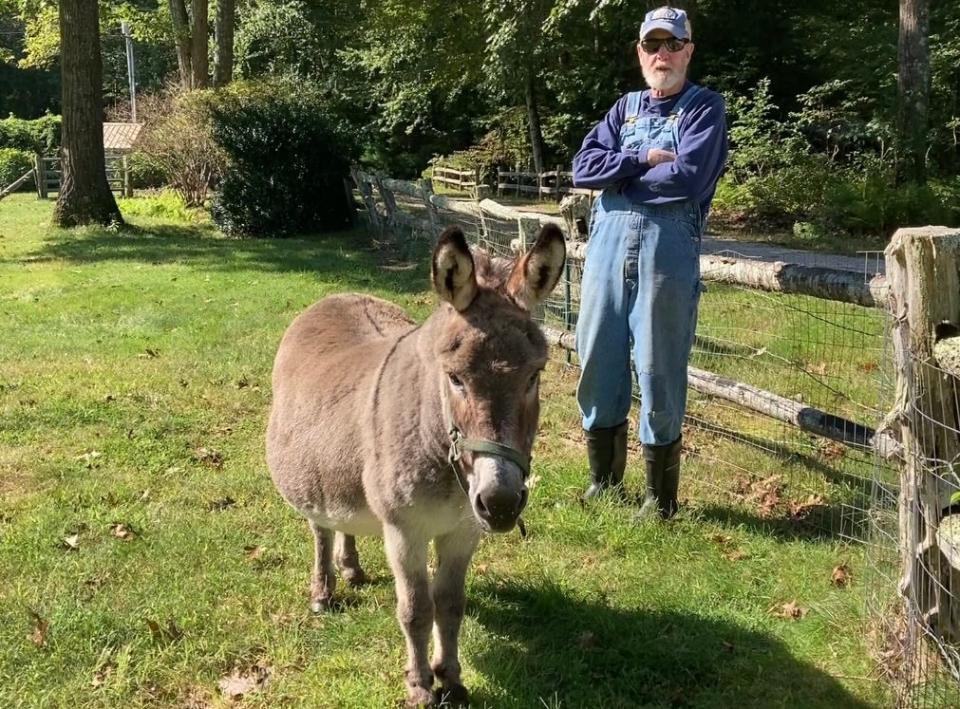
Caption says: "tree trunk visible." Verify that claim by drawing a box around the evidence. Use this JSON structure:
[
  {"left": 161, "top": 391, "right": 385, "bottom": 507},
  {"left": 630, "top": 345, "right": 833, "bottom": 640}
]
[
  {"left": 54, "top": 0, "right": 122, "bottom": 228},
  {"left": 524, "top": 72, "right": 546, "bottom": 174},
  {"left": 168, "top": 0, "right": 192, "bottom": 89},
  {"left": 214, "top": 0, "right": 235, "bottom": 87},
  {"left": 896, "top": 0, "right": 930, "bottom": 184},
  {"left": 191, "top": 0, "right": 209, "bottom": 89}
]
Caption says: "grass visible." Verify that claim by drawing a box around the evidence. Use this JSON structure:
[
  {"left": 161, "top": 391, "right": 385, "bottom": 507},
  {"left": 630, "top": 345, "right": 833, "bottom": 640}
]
[{"left": 0, "top": 192, "right": 893, "bottom": 707}]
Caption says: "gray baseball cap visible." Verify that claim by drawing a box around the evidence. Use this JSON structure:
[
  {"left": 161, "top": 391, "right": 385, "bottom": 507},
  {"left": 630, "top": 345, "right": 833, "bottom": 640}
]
[{"left": 640, "top": 7, "right": 691, "bottom": 40}]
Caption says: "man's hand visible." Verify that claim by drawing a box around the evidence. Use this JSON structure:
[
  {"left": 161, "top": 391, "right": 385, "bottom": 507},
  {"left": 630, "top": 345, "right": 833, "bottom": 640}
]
[{"left": 647, "top": 148, "right": 677, "bottom": 166}]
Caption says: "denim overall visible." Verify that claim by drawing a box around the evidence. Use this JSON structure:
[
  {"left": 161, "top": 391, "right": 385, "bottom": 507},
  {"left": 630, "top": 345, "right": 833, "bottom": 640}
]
[{"left": 576, "top": 87, "right": 704, "bottom": 446}]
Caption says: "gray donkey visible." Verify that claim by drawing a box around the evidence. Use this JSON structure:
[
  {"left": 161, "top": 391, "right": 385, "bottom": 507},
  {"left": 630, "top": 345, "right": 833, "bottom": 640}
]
[{"left": 266, "top": 224, "right": 566, "bottom": 706}]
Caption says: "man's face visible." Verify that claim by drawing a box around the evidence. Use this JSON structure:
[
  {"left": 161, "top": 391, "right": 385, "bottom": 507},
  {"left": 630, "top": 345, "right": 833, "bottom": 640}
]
[{"left": 637, "top": 28, "right": 694, "bottom": 93}]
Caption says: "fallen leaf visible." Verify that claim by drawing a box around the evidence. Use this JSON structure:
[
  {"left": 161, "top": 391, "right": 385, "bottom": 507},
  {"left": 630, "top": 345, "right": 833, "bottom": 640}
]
[
  {"left": 474, "top": 563, "right": 489, "bottom": 575},
  {"left": 92, "top": 663, "right": 114, "bottom": 688},
  {"left": 110, "top": 523, "right": 135, "bottom": 541},
  {"left": 62, "top": 533, "right": 80, "bottom": 551},
  {"left": 218, "top": 665, "right": 271, "bottom": 699},
  {"left": 27, "top": 609, "right": 48, "bottom": 647},
  {"left": 193, "top": 447, "right": 223, "bottom": 469},
  {"left": 207, "top": 497, "right": 236, "bottom": 512},
  {"left": 808, "top": 361, "right": 829, "bottom": 376},
  {"left": 577, "top": 631, "right": 596, "bottom": 648},
  {"left": 789, "top": 494, "right": 826, "bottom": 520},
  {"left": 832, "top": 563, "right": 852, "bottom": 587},
  {"left": 772, "top": 601, "right": 808, "bottom": 620},
  {"left": 746, "top": 475, "right": 782, "bottom": 517},
  {"left": 723, "top": 549, "right": 748, "bottom": 562},
  {"left": 243, "top": 545, "right": 264, "bottom": 561},
  {"left": 146, "top": 618, "right": 183, "bottom": 643},
  {"left": 817, "top": 439, "right": 846, "bottom": 461}
]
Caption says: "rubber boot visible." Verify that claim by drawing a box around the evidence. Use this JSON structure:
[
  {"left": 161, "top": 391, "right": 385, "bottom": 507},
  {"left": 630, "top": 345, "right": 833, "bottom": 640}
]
[
  {"left": 582, "top": 421, "right": 628, "bottom": 501},
  {"left": 636, "top": 436, "right": 683, "bottom": 520}
]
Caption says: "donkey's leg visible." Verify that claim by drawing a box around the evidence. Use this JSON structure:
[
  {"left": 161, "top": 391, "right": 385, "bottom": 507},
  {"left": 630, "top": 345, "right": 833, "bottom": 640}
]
[
  {"left": 384, "top": 524, "right": 435, "bottom": 707},
  {"left": 308, "top": 520, "right": 336, "bottom": 613},
  {"left": 334, "top": 532, "right": 367, "bottom": 586},
  {"left": 431, "top": 524, "right": 480, "bottom": 706}
]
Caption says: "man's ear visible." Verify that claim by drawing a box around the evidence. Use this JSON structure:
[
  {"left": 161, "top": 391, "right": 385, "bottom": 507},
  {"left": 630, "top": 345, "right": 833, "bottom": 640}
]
[{"left": 431, "top": 226, "right": 478, "bottom": 311}]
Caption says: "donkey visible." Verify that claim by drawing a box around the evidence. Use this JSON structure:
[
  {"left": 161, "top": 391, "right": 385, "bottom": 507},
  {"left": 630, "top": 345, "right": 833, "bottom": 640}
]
[{"left": 266, "top": 224, "right": 566, "bottom": 706}]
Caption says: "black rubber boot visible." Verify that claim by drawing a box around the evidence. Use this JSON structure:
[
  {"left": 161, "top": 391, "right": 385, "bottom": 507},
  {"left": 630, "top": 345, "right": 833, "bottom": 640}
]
[
  {"left": 582, "top": 421, "right": 629, "bottom": 501},
  {"left": 636, "top": 436, "right": 683, "bottom": 520}
]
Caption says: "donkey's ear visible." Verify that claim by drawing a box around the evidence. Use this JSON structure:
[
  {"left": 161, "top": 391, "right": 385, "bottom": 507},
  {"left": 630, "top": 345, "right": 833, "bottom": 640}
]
[
  {"left": 507, "top": 223, "right": 566, "bottom": 310},
  {"left": 432, "top": 226, "right": 478, "bottom": 311}
]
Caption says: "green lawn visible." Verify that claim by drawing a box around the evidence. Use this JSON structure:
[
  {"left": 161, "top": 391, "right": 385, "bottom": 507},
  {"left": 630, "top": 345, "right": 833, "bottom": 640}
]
[{"left": 0, "top": 193, "right": 891, "bottom": 707}]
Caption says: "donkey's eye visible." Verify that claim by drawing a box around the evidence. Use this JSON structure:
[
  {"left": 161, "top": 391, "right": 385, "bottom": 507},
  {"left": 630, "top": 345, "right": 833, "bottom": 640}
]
[
  {"left": 526, "top": 371, "right": 541, "bottom": 392},
  {"left": 448, "top": 373, "right": 465, "bottom": 389}
]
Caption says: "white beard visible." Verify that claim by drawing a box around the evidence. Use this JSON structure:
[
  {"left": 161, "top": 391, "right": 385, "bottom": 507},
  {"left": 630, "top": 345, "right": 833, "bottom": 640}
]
[{"left": 643, "top": 65, "right": 685, "bottom": 93}]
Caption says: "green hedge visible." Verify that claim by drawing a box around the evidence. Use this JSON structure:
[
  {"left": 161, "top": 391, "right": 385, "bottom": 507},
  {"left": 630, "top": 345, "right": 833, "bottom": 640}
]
[
  {"left": 0, "top": 148, "right": 34, "bottom": 191},
  {"left": 210, "top": 81, "right": 356, "bottom": 237},
  {"left": 0, "top": 114, "right": 60, "bottom": 154}
]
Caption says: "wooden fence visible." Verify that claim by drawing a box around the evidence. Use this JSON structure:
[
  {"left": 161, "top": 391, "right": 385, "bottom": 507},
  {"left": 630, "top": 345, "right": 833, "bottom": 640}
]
[
  {"left": 34, "top": 153, "right": 133, "bottom": 198},
  {"left": 495, "top": 165, "right": 598, "bottom": 199},
  {"left": 430, "top": 165, "right": 481, "bottom": 193}
]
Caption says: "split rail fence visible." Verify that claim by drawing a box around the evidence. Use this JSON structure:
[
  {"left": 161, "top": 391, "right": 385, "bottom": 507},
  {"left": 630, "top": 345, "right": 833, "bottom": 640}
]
[{"left": 351, "top": 168, "right": 960, "bottom": 707}]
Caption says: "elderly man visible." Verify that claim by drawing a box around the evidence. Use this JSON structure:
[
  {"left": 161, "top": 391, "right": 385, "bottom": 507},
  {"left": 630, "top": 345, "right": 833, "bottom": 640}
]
[{"left": 572, "top": 6, "right": 727, "bottom": 518}]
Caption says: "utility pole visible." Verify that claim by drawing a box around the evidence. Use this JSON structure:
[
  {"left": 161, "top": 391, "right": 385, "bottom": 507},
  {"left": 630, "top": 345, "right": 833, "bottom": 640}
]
[{"left": 120, "top": 21, "right": 137, "bottom": 122}]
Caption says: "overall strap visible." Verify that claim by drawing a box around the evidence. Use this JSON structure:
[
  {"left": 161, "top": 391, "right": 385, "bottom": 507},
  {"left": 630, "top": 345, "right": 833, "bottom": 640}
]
[{"left": 625, "top": 91, "right": 644, "bottom": 121}]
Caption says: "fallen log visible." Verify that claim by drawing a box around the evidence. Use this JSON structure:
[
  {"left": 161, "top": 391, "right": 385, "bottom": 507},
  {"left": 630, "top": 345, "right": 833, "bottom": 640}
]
[{"left": 539, "top": 324, "right": 901, "bottom": 459}]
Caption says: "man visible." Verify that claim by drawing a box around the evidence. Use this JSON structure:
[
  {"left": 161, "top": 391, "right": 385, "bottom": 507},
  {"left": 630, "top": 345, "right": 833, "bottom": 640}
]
[{"left": 572, "top": 6, "right": 727, "bottom": 518}]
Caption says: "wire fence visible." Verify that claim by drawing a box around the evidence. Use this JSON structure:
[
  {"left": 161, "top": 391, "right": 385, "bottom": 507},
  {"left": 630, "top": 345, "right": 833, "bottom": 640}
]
[{"left": 350, "top": 170, "right": 960, "bottom": 707}]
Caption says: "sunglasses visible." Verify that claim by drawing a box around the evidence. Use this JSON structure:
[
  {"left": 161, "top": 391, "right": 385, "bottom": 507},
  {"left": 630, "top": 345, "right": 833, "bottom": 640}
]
[{"left": 640, "top": 37, "right": 689, "bottom": 54}]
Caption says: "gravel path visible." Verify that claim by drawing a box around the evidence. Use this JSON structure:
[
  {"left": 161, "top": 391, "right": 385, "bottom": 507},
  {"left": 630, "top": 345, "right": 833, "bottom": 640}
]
[{"left": 701, "top": 235, "right": 886, "bottom": 275}]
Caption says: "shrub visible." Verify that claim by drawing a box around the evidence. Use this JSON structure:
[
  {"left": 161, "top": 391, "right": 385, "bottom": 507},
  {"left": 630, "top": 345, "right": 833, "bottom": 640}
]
[
  {"left": 0, "top": 148, "right": 34, "bottom": 191},
  {"left": 0, "top": 114, "right": 60, "bottom": 154},
  {"left": 134, "top": 90, "right": 226, "bottom": 207},
  {"left": 210, "top": 81, "right": 356, "bottom": 237}
]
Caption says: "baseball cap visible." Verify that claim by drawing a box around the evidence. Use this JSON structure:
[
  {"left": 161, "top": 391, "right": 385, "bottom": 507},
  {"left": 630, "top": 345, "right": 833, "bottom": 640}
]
[{"left": 639, "top": 6, "right": 691, "bottom": 40}]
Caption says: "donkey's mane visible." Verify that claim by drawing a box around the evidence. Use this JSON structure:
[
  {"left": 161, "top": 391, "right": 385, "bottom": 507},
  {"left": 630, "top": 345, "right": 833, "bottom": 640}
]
[{"left": 471, "top": 248, "right": 515, "bottom": 291}]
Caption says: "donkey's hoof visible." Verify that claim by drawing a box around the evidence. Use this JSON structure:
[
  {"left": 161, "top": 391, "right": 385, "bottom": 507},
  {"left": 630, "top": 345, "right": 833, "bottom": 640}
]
[
  {"left": 435, "top": 683, "right": 469, "bottom": 707},
  {"left": 341, "top": 567, "right": 367, "bottom": 587},
  {"left": 405, "top": 685, "right": 436, "bottom": 707},
  {"left": 310, "top": 596, "right": 334, "bottom": 613}
]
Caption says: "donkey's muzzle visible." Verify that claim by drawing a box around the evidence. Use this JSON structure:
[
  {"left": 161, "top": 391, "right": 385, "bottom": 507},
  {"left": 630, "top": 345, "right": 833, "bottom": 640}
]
[{"left": 474, "top": 485, "right": 528, "bottom": 533}]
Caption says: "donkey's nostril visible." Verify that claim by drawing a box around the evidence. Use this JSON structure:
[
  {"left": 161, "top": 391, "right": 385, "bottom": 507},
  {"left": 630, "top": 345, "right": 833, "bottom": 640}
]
[
  {"left": 474, "top": 493, "right": 489, "bottom": 518},
  {"left": 517, "top": 488, "right": 529, "bottom": 514}
]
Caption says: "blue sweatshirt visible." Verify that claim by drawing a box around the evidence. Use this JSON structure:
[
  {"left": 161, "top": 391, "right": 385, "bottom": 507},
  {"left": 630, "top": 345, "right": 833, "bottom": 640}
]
[{"left": 572, "top": 82, "right": 728, "bottom": 216}]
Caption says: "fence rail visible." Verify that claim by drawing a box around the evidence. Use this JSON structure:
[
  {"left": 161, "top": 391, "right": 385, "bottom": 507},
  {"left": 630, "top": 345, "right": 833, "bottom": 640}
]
[{"left": 34, "top": 153, "right": 133, "bottom": 198}]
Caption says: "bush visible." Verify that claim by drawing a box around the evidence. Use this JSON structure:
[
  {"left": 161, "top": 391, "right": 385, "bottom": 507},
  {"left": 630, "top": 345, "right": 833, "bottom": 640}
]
[
  {"left": 134, "top": 90, "right": 226, "bottom": 207},
  {"left": 210, "top": 81, "right": 356, "bottom": 237},
  {"left": 0, "top": 114, "right": 60, "bottom": 154},
  {"left": 0, "top": 148, "right": 34, "bottom": 191}
]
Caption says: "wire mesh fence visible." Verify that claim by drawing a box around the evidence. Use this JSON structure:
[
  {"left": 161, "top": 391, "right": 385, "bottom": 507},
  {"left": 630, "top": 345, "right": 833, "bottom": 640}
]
[{"left": 350, "top": 171, "right": 960, "bottom": 707}]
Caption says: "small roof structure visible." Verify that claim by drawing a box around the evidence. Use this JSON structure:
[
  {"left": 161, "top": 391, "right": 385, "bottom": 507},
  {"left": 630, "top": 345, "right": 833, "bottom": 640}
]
[{"left": 102, "top": 122, "right": 143, "bottom": 153}]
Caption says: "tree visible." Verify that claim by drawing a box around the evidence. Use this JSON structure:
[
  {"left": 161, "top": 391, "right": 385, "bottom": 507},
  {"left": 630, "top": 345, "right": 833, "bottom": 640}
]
[
  {"left": 168, "top": 0, "right": 192, "bottom": 88},
  {"left": 897, "top": 0, "right": 930, "bottom": 183},
  {"left": 190, "top": 0, "right": 207, "bottom": 88},
  {"left": 214, "top": 0, "right": 234, "bottom": 87},
  {"left": 54, "top": 0, "right": 122, "bottom": 227}
]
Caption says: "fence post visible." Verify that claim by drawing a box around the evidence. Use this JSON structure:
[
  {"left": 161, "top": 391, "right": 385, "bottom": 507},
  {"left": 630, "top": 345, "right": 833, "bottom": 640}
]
[
  {"left": 515, "top": 162, "right": 520, "bottom": 198},
  {"left": 373, "top": 174, "right": 398, "bottom": 233},
  {"left": 35, "top": 153, "right": 47, "bottom": 199},
  {"left": 418, "top": 178, "right": 438, "bottom": 237},
  {"left": 122, "top": 155, "right": 132, "bottom": 197},
  {"left": 887, "top": 226, "right": 960, "bottom": 643},
  {"left": 350, "top": 167, "right": 382, "bottom": 235}
]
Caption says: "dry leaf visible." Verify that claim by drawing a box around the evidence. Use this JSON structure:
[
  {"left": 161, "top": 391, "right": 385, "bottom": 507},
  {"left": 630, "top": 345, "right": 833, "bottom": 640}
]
[
  {"left": 207, "top": 497, "right": 236, "bottom": 512},
  {"left": 243, "top": 545, "right": 264, "bottom": 561},
  {"left": 772, "top": 601, "right": 808, "bottom": 620},
  {"left": 832, "top": 563, "right": 851, "bottom": 587},
  {"left": 218, "top": 665, "right": 271, "bottom": 699},
  {"left": 724, "top": 549, "right": 748, "bottom": 562},
  {"left": 789, "top": 494, "right": 826, "bottom": 520},
  {"left": 193, "top": 447, "right": 223, "bottom": 469},
  {"left": 474, "top": 563, "right": 489, "bottom": 576},
  {"left": 92, "top": 663, "right": 114, "bottom": 688},
  {"left": 110, "top": 523, "right": 135, "bottom": 541},
  {"left": 27, "top": 609, "right": 48, "bottom": 647},
  {"left": 577, "top": 631, "right": 596, "bottom": 648},
  {"left": 146, "top": 618, "right": 183, "bottom": 643},
  {"left": 62, "top": 533, "right": 80, "bottom": 551},
  {"left": 746, "top": 475, "right": 782, "bottom": 517}
]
